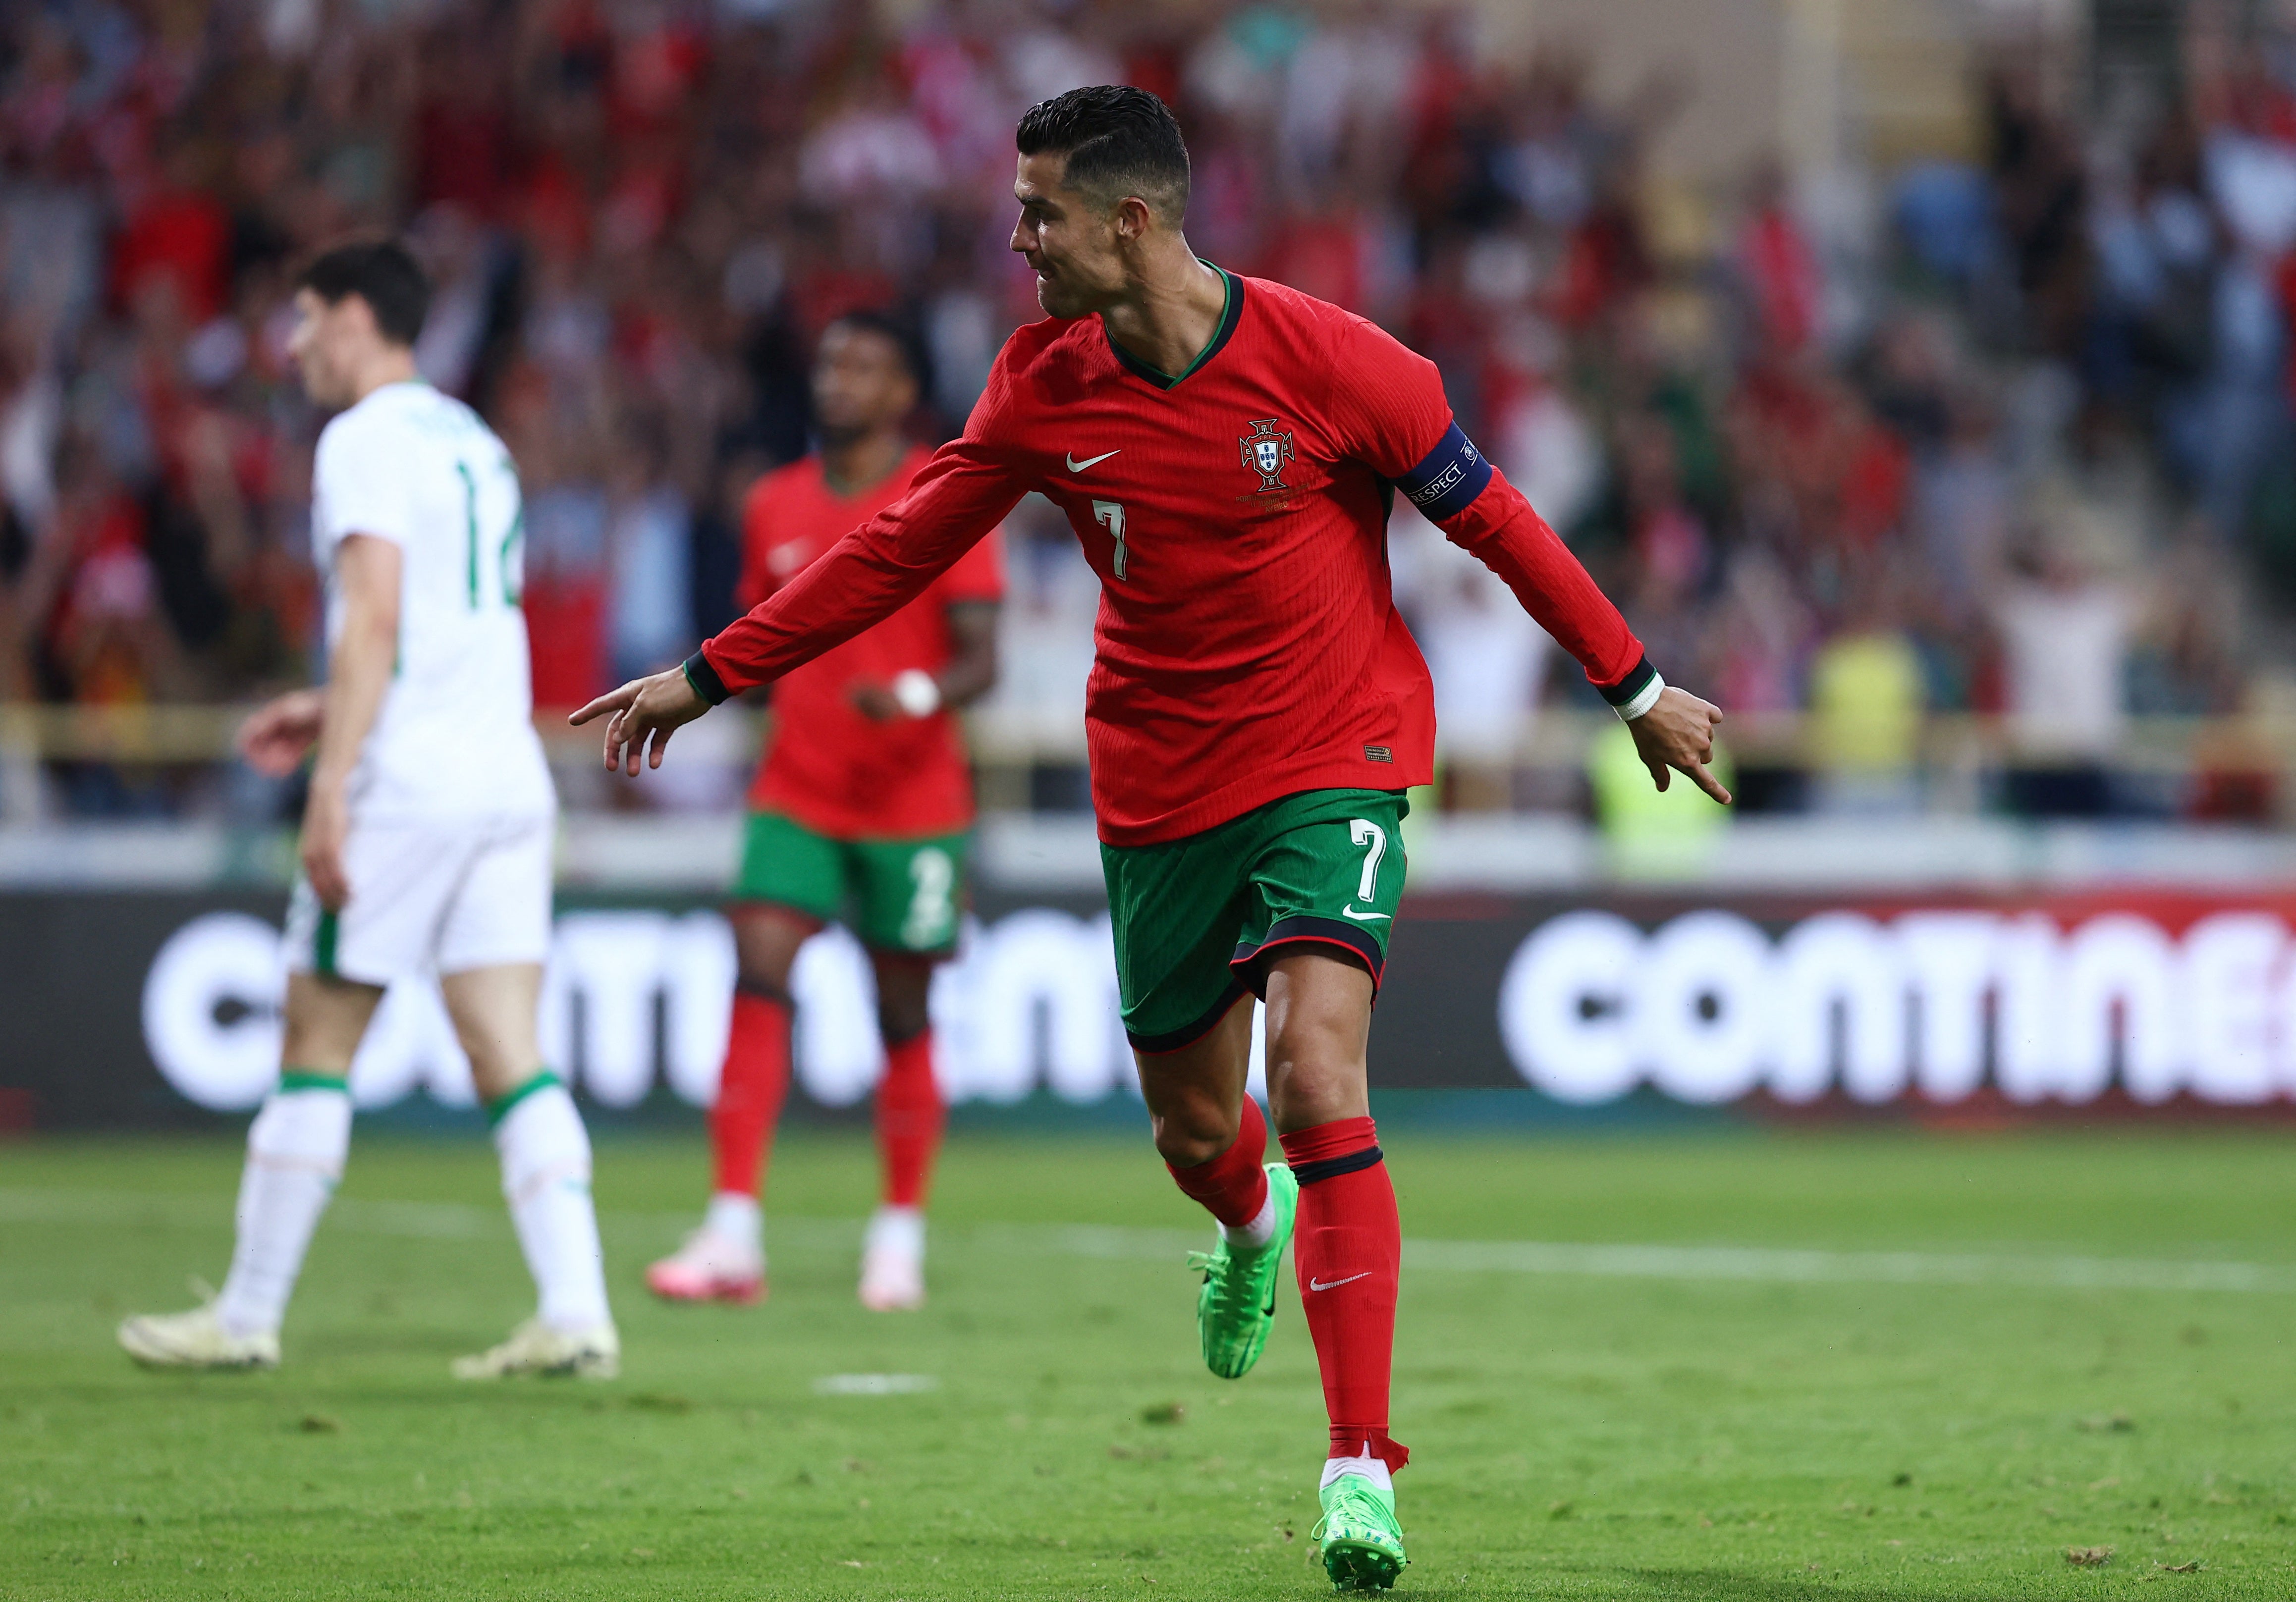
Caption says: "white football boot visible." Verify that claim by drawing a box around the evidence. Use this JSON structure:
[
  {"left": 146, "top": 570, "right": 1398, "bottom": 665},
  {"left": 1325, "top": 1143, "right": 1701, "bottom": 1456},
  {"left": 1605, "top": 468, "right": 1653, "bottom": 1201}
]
[
  {"left": 451, "top": 1317, "right": 620, "bottom": 1380},
  {"left": 858, "top": 1206, "right": 926, "bottom": 1311},
  {"left": 118, "top": 1302, "right": 280, "bottom": 1371}
]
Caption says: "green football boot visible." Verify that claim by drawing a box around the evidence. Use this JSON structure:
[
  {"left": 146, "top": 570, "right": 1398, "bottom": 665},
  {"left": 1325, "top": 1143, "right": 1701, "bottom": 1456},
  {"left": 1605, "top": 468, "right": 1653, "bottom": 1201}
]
[
  {"left": 1184, "top": 1161, "right": 1297, "bottom": 1380},
  {"left": 1314, "top": 1470, "right": 1407, "bottom": 1592}
]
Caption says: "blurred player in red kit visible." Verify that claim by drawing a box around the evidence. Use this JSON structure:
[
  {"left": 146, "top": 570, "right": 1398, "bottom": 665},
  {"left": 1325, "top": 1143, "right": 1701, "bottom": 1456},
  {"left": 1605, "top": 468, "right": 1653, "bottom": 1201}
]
[
  {"left": 584, "top": 89, "right": 1723, "bottom": 1591},
  {"left": 645, "top": 311, "right": 1002, "bottom": 1312}
]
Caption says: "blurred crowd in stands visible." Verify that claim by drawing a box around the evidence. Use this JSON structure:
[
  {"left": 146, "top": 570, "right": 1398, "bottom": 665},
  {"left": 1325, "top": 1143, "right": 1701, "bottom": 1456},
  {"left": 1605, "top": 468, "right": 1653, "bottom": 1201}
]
[{"left": 0, "top": 0, "right": 2287, "bottom": 819}]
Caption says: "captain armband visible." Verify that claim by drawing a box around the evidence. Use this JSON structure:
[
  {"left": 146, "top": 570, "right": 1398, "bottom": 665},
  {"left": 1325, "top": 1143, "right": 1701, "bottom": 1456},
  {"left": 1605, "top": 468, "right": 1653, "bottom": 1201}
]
[{"left": 1393, "top": 423, "right": 1495, "bottom": 522}]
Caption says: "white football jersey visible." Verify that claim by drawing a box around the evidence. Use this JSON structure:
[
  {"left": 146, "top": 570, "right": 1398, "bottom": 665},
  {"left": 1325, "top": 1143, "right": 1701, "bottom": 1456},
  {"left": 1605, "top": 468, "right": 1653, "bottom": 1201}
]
[{"left": 310, "top": 380, "right": 553, "bottom": 820}]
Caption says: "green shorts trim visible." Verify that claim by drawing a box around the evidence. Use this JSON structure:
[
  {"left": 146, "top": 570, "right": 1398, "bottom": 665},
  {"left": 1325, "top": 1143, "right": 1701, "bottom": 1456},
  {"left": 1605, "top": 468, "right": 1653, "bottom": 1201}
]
[
  {"left": 1101, "top": 788, "right": 1409, "bottom": 1052},
  {"left": 733, "top": 811, "right": 968, "bottom": 955}
]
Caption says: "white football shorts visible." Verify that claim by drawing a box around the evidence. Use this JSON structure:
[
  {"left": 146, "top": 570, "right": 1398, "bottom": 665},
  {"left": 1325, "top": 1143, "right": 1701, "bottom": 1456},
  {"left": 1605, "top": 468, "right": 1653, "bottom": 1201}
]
[{"left": 283, "top": 813, "right": 555, "bottom": 985}]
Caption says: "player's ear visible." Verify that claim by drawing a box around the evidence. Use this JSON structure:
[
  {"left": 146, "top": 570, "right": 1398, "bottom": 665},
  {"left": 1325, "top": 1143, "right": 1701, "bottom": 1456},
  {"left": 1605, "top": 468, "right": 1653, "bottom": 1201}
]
[{"left": 1113, "top": 194, "right": 1154, "bottom": 242}]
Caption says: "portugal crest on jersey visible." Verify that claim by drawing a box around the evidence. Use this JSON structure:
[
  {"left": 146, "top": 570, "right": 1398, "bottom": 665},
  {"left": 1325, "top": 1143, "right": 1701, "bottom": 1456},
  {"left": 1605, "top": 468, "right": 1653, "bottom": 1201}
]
[{"left": 1239, "top": 419, "right": 1295, "bottom": 492}]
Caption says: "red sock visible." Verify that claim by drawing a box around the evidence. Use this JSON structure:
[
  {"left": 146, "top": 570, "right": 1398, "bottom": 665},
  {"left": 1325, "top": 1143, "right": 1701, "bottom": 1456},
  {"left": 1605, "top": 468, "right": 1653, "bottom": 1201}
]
[
  {"left": 1165, "top": 1094, "right": 1271, "bottom": 1227},
  {"left": 875, "top": 1031, "right": 945, "bottom": 1208},
  {"left": 710, "top": 988, "right": 791, "bottom": 1198},
  {"left": 1281, "top": 1116, "right": 1408, "bottom": 1474}
]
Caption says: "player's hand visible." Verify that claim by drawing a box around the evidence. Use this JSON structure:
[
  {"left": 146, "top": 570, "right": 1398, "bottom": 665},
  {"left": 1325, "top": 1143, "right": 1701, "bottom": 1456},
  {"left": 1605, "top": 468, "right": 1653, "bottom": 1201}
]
[
  {"left": 1628, "top": 685, "right": 1732, "bottom": 805},
  {"left": 237, "top": 689, "right": 326, "bottom": 779},
  {"left": 846, "top": 680, "right": 899, "bottom": 722},
  {"left": 300, "top": 775, "right": 353, "bottom": 911},
  {"left": 570, "top": 665, "right": 709, "bottom": 777}
]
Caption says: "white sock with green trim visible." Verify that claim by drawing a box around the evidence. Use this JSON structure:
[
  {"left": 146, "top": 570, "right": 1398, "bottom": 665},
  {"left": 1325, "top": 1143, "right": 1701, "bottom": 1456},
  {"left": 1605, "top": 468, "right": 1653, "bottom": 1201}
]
[
  {"left": 215, "top": 1075, "right": 353, "bottom": 1338},
  {"left": 491, "top": 1075, "right": 612, "bottom": 1333}
]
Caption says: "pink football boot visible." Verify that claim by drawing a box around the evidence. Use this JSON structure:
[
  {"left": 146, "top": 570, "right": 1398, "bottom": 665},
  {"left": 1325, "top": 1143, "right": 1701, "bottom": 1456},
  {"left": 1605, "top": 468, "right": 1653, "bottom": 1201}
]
[
  {"left": 857, "top": 1207, "right": 926, "bottom": 1311},
  {"left": 645, "top": 1228, "right": 765, "bottom": 1305}
]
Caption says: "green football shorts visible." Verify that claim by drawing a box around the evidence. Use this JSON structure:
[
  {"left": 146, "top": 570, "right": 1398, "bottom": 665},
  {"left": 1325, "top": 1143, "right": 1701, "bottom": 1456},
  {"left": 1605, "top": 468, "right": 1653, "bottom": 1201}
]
[
  {"left": 1101, "top": 788, "right": 1409, "bottom": 1052},
  {"left": 733, "top": 810, "right": 967, "bottom": 955}
]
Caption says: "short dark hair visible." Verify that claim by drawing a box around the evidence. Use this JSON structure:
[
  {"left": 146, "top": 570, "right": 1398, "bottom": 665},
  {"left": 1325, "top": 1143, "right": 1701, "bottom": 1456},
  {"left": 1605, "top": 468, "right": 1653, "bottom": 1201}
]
[
  {"left": 298, "top": 239, "right": 430, "bottom": 347},
  {"left": 825, "top": 308, "right": 932, "bottom": 398},
  {"left": 1015, "top": 85, "right": 1190, "bottom": 220}
]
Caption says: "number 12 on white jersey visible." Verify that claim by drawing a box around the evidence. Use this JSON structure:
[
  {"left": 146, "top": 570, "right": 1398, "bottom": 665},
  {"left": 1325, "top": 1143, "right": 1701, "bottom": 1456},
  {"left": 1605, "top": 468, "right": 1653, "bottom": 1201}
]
[{"left": 455, "top": 453, "right": 525, "bottom": 611}]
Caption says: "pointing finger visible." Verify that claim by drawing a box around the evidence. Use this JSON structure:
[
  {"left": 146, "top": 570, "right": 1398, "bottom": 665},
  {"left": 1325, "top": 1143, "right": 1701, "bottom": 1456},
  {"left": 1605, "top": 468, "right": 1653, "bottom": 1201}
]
[
  {"left": 569, "top": 682, "right": 637, "bottom": 727},
  {"left": 1685, "top": 760, "right": 1733, "bottom": 806}
]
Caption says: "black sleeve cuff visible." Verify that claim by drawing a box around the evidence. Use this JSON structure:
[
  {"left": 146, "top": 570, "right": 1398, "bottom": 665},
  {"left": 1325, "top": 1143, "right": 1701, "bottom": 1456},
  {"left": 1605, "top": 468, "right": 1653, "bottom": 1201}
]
[
  {"left": 682, "top": 649, "right": 731, "bottom": 706},
  {"left": 1598, "top": 654, "right": 1658, "bottom": 711}
]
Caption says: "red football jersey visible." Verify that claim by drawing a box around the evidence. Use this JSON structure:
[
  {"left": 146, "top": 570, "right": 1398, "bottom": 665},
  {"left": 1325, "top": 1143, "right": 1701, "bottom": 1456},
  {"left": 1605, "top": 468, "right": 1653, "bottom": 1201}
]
[
  {"left": 698, "top": 271, "right": 1650, "bottom": 847},
  {"left": 738, "top": 447, "right": 1004, "bottom": 839}
]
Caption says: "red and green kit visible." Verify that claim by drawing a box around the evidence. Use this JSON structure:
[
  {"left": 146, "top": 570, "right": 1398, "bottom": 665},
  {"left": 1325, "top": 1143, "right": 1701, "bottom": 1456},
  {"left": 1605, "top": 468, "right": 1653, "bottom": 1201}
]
[{"left": 685, "top": 268, "right": 1653, "bottom": 1044}]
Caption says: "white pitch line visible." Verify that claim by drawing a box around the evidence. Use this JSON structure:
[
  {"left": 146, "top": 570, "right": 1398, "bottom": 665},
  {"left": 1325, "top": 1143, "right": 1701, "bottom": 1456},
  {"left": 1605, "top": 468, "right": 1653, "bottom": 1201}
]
[
  {"left": 0, "top": 1187, "right": 500, "bottom": 1240},
  {"left": 0, "top": 1188, "right": 868, "bottom": 1245},
  {"left": 997, "top": 1224, "right": 2296, "bottom": 1295},
  {"left": 1397, "top": 1237, "right": 2296, "bottom": 1294},
  {"left": 7, "top": 1189, "right": 2292, "bottom": 1294},
  {"left": 813, "top": 1373, "right": 939, "bottom": 1396}
]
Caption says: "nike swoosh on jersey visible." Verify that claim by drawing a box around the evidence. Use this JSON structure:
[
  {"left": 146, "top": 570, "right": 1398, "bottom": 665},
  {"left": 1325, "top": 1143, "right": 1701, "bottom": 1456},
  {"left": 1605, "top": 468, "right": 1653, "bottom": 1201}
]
[
  {"left": 1341, "top": 907, "right": 1391, "bottom": 922},
  {"left": 1309, "top": 1272, "right": 1372, "bottom": 1292},
  {"left": 1065, "top": 449, "right": 1122, "bottom": 472}
]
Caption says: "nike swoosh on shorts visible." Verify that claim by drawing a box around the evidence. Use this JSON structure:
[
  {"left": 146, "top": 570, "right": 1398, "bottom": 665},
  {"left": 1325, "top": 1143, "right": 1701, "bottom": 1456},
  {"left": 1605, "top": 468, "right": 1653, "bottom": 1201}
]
[
  {"left": 1065, "top": 449, "right": 1121, "bottom": 472},
  {"left": 1341, "top": 907, "right": 1391, "bottom": 922}
]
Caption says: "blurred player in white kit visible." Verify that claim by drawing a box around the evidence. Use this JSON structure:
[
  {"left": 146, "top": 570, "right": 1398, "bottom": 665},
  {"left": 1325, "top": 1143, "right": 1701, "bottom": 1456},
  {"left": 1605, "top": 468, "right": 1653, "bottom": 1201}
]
[{"left": 117, "top": 240, "right": 618, "bottom": 1379}]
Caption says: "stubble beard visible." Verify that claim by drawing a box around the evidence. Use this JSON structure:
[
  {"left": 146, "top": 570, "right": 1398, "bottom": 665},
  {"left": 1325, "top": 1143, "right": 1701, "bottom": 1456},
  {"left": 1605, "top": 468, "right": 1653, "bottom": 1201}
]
[{"left": 1033, "top": 262, "right": 1100, "bottom": 321}]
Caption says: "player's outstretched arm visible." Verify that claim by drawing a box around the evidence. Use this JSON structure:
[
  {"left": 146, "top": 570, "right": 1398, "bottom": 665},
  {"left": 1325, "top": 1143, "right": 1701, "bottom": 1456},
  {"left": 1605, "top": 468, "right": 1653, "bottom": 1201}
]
[
  {"left": 605, "top": 356, "right": 1024, "bottom": 769},
  {"left": 577, "top": 448, "right": 1010, "bottom": 777},
  {"left": 1322, "top": 313, "right": 1731, "bottom": 805},
  {"left": 1402, "top": 432, "right": 1732, "bottom": 806},
  {"left": 569, "top": 662, "right": 709, "bottom": 778},
  {"left": 1629, "top": 685, "right": 1731, "bottom": 804},
  {"left": 707, "top": 448, "right": 1020, "bottom": 701}
]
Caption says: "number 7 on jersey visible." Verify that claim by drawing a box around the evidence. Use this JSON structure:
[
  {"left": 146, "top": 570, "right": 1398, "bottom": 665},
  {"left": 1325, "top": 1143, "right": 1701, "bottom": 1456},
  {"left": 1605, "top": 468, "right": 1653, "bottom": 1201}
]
[{"left": 1093, "top": 499, "right": 1127, "bottom": 580}]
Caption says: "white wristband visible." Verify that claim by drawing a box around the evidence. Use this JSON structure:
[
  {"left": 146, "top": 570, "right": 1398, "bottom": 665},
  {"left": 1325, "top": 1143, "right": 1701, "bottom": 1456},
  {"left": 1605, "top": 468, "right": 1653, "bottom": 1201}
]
[
  {"left": 891, "top": 669, "right": 943, "bottom": 718},
  {"left": 1614, "top": 670, "right": 1665, "bottom": 722}
]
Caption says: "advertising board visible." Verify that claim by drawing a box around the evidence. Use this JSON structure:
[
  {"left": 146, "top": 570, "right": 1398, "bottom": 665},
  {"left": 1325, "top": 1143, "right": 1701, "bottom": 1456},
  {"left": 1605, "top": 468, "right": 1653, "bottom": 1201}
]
[{"left": 6, "top": 890, "right": 2295, "bottom": 1127}]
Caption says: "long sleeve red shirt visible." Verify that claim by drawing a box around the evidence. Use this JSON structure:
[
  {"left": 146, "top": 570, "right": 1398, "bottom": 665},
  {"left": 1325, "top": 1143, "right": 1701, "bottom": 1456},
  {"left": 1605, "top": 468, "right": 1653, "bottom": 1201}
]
[{"left": 697, "top": 270, "right": 1651, "bottom": 847}]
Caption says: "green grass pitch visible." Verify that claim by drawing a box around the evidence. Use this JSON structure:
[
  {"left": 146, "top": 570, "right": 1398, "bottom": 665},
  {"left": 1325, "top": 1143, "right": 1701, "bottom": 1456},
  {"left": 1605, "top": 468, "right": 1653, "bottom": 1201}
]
[{"left": 3, "top": 1122, "right": 2293, "bottom": 1599}]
